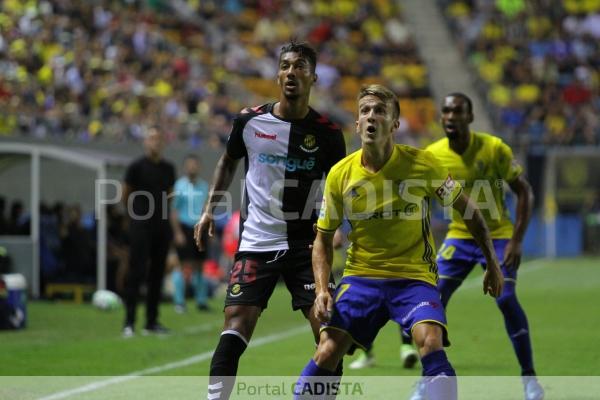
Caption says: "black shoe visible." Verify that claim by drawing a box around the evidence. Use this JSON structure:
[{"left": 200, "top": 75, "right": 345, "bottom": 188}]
[
  {"left": 142, "top": 322, "right": 171, "bottom": 336},
  {"left": 197, "top": 303, "right": 210, "bottom": 312}
]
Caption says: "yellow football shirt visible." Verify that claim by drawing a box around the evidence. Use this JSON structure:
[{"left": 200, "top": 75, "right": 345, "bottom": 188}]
[
  {"left": 425, "top": 132, "right": 522, "bottom": 239},
  {"left": 317, "top": 144, "right": 463, "bottom": 285}
]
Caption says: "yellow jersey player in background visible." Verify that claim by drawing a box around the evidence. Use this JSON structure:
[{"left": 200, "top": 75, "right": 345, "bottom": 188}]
[
  {"left": 409, "top": 93, "right": 543, "bottom": 400},
  {"left": 293, "top": 85, "right": 503, "bottom": 400}
]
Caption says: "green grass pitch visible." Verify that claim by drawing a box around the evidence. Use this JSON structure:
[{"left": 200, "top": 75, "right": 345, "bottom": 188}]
[{"left": 1, "top": 258, "right": 599, "bottom": 399}]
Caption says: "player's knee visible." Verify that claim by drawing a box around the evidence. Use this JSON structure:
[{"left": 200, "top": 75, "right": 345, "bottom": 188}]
[
  {"left": 413, "top": 323, "right": 444, "bottom": 355},
  {"left": 313, "top": 337, "right": 343, "bottom": 370},
  {"left": 420, "top": 335, "right": 443, "bottom": 355},
  {"left": 495, "top": 292, "right": 518, "bottom": 313},
  {"left": 223, "top": 306, "right": 260, "bottom": 340},
  {"left": 495, "top": 280, "right": 516, "bottom": 306},
  {"left": 314, "top": 338, "right": 336, "bottom": 362}
]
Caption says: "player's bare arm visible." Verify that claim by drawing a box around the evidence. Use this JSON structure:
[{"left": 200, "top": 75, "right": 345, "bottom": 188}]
[
  {"left": 312, "top": 230, "right": 335, "bottom": 323},
  {"left": 194, "top": 152, "right": 239, "bottom": 251},
  {"left": 452, "top": 192, "right": 503, "bottom": 297},
  {"left": 505, "top": 175, "right": 534, "bottom": 270}
]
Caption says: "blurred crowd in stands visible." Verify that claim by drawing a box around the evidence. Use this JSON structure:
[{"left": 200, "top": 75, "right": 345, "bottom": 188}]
[
  {"left": 442, "top": 0, "right": 600, "bottom": 148},
  {"left": 0, "top": 0, "right": 437, "bottom": 149},
  {"left": 0, "top": 0, "right": 598, "bottom": 151}
]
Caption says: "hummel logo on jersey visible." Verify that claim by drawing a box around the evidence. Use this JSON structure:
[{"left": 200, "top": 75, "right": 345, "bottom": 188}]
[{"left": 255, "top": 131, "right": 277, "bottom": 140}]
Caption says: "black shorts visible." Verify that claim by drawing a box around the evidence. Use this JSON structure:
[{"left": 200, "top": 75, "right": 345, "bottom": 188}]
[
  {"left": 224, "top": 249, "right": 336, "bottom": 311},
  {"left": 175, "top": 224, "right": 206, "bottom": 262}
]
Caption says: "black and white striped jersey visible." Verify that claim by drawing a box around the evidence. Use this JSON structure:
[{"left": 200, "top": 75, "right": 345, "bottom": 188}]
[{"left": 226, "top": 103, "right": 346, "bottom": 252}]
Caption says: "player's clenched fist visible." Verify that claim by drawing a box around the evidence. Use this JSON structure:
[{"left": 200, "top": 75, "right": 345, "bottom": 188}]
[{"left": 314, "top": 292, "right": 333, "bottom": 323}]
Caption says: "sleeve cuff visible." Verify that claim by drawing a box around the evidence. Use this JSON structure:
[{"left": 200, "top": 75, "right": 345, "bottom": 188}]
[
  {"left": 316, "top": 225, "right": 339, "bottom": 233},
  {"left": 445, "top": 186, "right": 463, "bottom": 207}
]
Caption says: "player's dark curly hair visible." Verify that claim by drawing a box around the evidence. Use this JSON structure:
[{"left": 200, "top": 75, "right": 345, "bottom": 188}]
[{"left": 279, "top": 40, "right": 317, "bottom": 73}]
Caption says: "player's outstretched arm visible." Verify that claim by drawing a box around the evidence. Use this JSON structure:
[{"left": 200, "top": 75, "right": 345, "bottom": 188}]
[
  {"left": 194, "top": 152, "right": 240, "bottom": 251},
  {"left": 312, "top": 230, "right": 335, "bottom": 323},
  {"left": 505, "top": 175, "right": 534, "bottom": 270},
  {"left": 452, "top": 192, "right": 503, "bottom": 297}
]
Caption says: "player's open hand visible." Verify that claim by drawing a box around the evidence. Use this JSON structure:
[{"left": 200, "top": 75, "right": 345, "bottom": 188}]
[
  {"left": 194, "top": 212, "right": 214, "bottom": 251},
  {"left": 314, "top": 292, "right": 333, "bottom": 323},
  {"left": 503, "top": 239, "right": 522, "bottom": 270},
  {"left": 483, "top": 261, "right": 504, "bottom": 298}
]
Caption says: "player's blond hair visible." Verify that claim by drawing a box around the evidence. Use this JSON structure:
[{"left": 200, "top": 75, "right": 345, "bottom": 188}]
[{"left": 357, "top": 84, "right": 400, "bottom": 120}]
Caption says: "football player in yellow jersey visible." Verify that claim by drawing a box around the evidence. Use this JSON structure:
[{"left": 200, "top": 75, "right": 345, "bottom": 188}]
[
  {"left": 293, "top": 85, "right": 503, "bottom": 400},
  {"left": 416, "top": 93, "right": 543, "bottom": 400}
]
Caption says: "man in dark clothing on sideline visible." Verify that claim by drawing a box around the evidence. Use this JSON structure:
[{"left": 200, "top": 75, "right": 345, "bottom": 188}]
[{"left": 121, "top": 126, "right": 176, "bottom": 338}]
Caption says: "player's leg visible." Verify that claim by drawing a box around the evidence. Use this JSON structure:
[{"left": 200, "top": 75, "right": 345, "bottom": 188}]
[
  {"left": 399, "top": 325, "right": 419, "bottom": 368},
  {"left": 294, "top": 329, "right": 354, "bottom": 400},
  {"left": 172, "top": 242, "right": 187, "bottom": 312},
  {"left": 282, "top": 248, "right": 335, "bottom": 342},
  {"left": 388, "top": 280, "right": 456, "bottom": 400},
  {"left": 186, "top": 225, "right": 209, "bottom": 310},
  {"left": 437, "top": 239, "right": 477, "bottom": 307},
  {"left": 208, "top": 304, "right": 261, "bottom": 400},
  {"left": 294, "top": 276, "right": 387, "bottom": 400},
  {"left": 122, "top": 226, "right": 150, "bottom": 335},
  {"left": 171, "top": 266, "right": 186, "bottom": 313},
  {"left": 348, "top": 346, "right": 376, "bottom": 369},
  {"left": 283, "top": 249, "right": 346, "bottom": 381},
  {"left": 207, "top": 252, "right": 278, "bottom": 400},
  {"left": 299, "top": 305, "right": 345, "bottom": 383},
  {"left": 481, "top": 240, "right": 538, "bottom": 375},
  {"left": 412, "top": 323, "right": 457, "bottom": 400},
  {"left": 398, "top": 240, "right": 473, "bottom": 367},
  {"left": 144, "top": 229, "right": 170, "bottom": 332},
  {"left": 496, "top": 279, "right": 537, "bottom": 374},
  {"left": 191, "top": 262, "right": 209, "bottom": 310},
  {"left": 481, "top": 240, "right": 543, "bottom": 399},
  {"left": 299, "top": 305, "right": 321, "bottom": 342},
  {"left": 349, "top": 326, "right": 414, "bottom": 370}
]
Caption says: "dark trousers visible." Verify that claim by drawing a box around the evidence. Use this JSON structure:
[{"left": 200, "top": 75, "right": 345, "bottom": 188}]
[{"left": 124, "top": 224, "right": 171, "bottom": 326}]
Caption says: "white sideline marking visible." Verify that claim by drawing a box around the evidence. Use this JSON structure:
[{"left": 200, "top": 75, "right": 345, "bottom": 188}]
[
  {"left": 182, "top": 322, "right": 221, "bottom": 335},
  {"left": 37, "top": 325, "right": 309, "bottom": 400}
]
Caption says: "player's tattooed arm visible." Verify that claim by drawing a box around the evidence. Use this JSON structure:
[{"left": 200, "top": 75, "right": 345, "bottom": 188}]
[
  {"left": 505, "top": 175, "right": 534, "bottom": 270},
  {"left": 452, "top": 192, "right": 503, "bottom": 298},
  {"left": 312, "top": 230, "right": 335, "bottom": 322}
]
